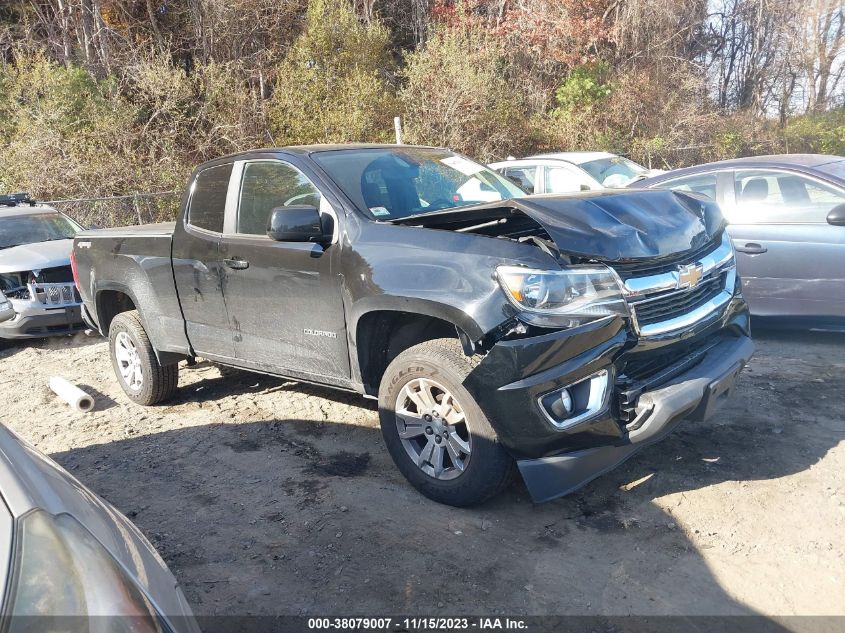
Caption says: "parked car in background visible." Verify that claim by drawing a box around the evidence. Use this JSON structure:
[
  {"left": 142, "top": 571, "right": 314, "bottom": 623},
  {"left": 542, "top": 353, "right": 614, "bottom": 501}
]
[
  {"left": 0, "top": 290, "right": 13, "bottom": 324},
  {"left": 0, "top": 422, "right": 199, "bottom": 630},
  {"left": 0, "top": 194, "right": 85, "bottom": 340},
  {"left": 632, "top": 154, "right": 845, "bottom": 327},
  {"left": 73, "top": 144, "right": 751, "bottom": 506},
  {"left": 490, "top": 152, "right": 665, "bottom": 193}
]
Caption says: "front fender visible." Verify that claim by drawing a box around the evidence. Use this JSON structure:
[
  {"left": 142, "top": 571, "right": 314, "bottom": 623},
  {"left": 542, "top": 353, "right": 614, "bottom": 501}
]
[{"left": 343, "top": 220, "right": 558, "bottom": 344}]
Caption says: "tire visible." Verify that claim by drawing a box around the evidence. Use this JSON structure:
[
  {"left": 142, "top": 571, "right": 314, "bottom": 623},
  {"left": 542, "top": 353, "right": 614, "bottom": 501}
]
[
  {"left": 109, "top": 310, "right": 178, "bottom": 405},
  {"left": 378, "top": 338, "right": 514, "bottom": 507}
]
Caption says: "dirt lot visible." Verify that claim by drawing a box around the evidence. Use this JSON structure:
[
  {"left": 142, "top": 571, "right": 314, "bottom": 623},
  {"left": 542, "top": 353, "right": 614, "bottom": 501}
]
[{"left": 0, "top": 329, "right": 843, "bottom": 620}]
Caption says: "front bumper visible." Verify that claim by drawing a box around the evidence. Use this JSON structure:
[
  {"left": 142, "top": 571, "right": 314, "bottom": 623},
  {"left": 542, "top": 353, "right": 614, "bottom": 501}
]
[
  {"left": 517, "top": 334, "right": 752, "bottom": 502},
  {"left": 466, "top": 296, "right": 752, "bottom": 503},
  {"left": 0, "top": 300, "right": 84, "bottom": 339}
]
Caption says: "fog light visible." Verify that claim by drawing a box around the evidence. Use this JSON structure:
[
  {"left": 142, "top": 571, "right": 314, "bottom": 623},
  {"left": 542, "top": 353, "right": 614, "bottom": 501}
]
[
  {"left": 538, "top": 369, "right": 610, "bottom": 430},
  {"left": 550, "top": 389, "right": 573, "bottom": 419}
]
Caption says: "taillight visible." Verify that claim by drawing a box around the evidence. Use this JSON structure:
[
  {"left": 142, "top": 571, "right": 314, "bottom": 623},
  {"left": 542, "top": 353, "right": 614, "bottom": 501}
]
[{"left": 70, "top": 249, "right": 81, "bottom": 291}]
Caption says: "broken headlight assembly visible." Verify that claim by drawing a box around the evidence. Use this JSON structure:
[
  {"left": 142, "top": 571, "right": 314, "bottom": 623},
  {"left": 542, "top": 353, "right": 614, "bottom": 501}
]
[
  {"left": 5, "top": 510, "right": 172, "bottom": 631},
  {"left": 496, "top": 265, "right": 628, "bottom": 325}
]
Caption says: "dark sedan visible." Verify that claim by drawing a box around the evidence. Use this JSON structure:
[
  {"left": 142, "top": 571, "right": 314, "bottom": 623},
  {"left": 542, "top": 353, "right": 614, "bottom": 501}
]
[{"left": 632, "top": 154, "right": 845, "bottom": 327}]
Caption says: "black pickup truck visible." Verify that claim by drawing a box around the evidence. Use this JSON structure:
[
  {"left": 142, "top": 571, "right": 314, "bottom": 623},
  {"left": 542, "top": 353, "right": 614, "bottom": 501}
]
[{"left": 72, "top": 144, "right": 753, "bottom": 506}]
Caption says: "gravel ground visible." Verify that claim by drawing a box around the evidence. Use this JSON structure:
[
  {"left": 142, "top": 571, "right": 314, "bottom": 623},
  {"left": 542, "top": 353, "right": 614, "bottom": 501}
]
[{"left": 0, "top": 329, "right": 843, "bottom": 619}]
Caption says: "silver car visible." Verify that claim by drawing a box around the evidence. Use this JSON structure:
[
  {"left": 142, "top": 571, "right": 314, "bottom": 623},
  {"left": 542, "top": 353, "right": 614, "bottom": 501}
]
[
  {"left": 0, "top": 422, "right": 199, "bottom": 631},
  {"left": 0, "top": 195, "right": 85, "bottom": 339},
  {"left": 633, "top": 154, "right": 845, "bottom": 327}
]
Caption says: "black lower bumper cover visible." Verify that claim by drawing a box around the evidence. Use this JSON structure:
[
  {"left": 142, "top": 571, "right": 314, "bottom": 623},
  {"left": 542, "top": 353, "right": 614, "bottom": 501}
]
[{"left": 517, "top": 335, "right": 754, "bottom": 503}]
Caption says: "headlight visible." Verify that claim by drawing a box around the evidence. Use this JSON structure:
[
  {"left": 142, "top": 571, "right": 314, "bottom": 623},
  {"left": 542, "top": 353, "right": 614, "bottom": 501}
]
[
  {"left": 497, "top": 265, "right": 628, "bottom": 320},
  {"left": 6, "top": 510, "right": 171, "bottom": 631}
]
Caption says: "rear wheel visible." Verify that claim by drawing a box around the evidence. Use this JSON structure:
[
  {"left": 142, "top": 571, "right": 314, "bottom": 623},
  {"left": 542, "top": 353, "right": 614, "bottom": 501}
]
[
  {"left": 378, "top": 338, "right": 514, "bottom": 506},
  {"left": 109, "top": 310, "right": 178, "bottom": 405}
]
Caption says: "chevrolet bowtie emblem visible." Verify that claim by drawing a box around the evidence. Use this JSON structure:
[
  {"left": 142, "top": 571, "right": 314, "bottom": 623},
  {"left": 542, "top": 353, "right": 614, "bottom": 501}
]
[{"left": 677, "top": 263, "right": 704, "bottom": 289}]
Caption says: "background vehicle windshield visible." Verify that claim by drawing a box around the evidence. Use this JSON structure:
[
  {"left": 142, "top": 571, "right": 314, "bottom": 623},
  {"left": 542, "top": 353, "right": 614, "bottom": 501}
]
[
  {"left": 0, "top": 213, "right": 80, "bottom": 250},
  {"left": 313, "top": 148, "right": 527, "bottom": 220},
  {"left": 579, "top": 156, "right": 648, "bottom": 187}
]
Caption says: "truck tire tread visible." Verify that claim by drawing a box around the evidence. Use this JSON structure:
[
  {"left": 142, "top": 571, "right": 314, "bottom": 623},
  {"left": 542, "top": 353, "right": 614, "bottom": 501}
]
[
  {"left": 379, "top": 337, "right": 514, "bottom": 507},
  {"left": 109, "top": 310, "right": 178, "bottom": 406}
]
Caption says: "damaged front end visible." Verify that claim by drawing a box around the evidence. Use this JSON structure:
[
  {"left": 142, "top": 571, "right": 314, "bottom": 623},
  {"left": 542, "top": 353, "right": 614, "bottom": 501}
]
[
  {"left": 392, "top": 189, "right": 753, "bottom": 502},
  {"left": 0, "top": 267, "right": 84, "bottom": 339}
]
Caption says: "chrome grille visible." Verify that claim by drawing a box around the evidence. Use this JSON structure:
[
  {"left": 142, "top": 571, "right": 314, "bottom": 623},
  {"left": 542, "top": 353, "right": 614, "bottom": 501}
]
[
  {"left": 631, "top": 274, "right": 725, "bottom": 327},
  {"left": 31, "top": 282, "right": 80, "bottom": 307},
  {"left": 613, "top": 235, "right": 736, "bottom": 337}
]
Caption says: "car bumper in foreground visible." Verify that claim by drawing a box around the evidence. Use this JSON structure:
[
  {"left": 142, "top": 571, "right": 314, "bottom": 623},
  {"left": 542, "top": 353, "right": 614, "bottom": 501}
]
[{"left": 517, "top": 334, "right": 753, "bottom": 502}]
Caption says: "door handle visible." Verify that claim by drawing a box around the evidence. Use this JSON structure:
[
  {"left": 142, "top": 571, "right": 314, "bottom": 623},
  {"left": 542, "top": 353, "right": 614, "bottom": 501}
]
[
  {"left": 224, "top": 257, "right": 250, "bottom": 270},
  {"left": 734, "top": 242, "right": 767, "bottom": 255}
]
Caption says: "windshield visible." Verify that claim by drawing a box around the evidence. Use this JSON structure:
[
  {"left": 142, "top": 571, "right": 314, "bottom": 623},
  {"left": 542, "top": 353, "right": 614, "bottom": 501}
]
[
  {"left": 0, "top": 213, "right": 80, "bottom": 250},
  {"left": 579, "top": 156, "right": 648, "bottom": 187},
  {"left": 312, "top": 148, "right": 527, "bottom": 220}
]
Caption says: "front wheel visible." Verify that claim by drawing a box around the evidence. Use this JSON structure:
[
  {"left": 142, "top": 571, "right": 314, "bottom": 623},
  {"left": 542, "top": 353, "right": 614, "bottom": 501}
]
[
  {"left": 109, "top": 310, "right": 178, "bottom": 405},
  {"left": 378, "top": 338, "right": 514, "bottom": 506}
]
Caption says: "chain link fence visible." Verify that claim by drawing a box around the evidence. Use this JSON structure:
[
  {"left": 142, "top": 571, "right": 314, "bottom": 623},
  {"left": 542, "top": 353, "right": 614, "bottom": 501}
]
[{"left": 46, "top": 191, "right": 182, "bottom": 229}]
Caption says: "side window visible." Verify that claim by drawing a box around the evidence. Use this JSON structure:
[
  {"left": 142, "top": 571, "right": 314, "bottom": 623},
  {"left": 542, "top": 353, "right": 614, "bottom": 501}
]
[
  {"left": 237, "top": 161, "right": 322, "bottom": 235},
  {"left": 660, "top": 173, "right": 717, "bottom": 200},
  {"left": 188, "top": 163, "right": 232, "bottom": 233},
  {"left": 732, "top": 169, "right": 845, "bottom": 223},
  {"left": 545, "top": 166, "right": 587, "bottom": 193},
  {"left": 503, "top": 166, "right": 537, "bottom": 192}
]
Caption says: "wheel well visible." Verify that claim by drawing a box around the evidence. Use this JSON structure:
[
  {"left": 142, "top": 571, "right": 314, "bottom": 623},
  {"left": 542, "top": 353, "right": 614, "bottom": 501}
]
[
  {"left": 97, "top": 290, "right": 136, "bottom": 334},
  {"left": 357, "top": 311, "right": 461, "bottom": 396}
]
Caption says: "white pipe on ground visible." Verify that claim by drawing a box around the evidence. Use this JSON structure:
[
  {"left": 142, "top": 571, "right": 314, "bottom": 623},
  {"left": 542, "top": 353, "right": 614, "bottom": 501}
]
[{"left": 49, "top": 377, "right": 95, "bottom": 413}]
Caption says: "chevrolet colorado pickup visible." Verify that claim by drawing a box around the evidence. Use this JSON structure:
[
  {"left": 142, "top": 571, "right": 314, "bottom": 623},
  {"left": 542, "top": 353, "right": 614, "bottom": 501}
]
[{"left": 72, "top": 145, "right": 753, "bottom": 506}]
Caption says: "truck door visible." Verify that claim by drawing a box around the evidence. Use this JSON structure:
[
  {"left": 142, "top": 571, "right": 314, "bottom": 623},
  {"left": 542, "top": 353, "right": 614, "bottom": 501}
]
[
  {"left": 218, "top": 159, "right": 350, "bottom": 382},
  {"left": 172, "top": 162, "right": 236, "bottom": 360}
]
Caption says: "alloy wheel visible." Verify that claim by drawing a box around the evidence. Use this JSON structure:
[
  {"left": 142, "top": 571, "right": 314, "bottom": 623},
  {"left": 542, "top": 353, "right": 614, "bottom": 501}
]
[
  {"left": 114, "top": 331, "right": 143, "bottom": 391},
  {"left": 394, "top": 377, "right": 472, "bottom": 480}
]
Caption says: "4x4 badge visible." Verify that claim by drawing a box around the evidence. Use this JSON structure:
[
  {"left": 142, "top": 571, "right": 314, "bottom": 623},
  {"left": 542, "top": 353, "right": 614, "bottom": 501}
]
[{"left": 677, "top": 263, "right": 704, "bottom": 289}]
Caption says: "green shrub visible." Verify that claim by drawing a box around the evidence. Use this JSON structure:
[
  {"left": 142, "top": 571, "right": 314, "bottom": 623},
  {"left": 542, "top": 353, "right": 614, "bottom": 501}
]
[
  {"left": 399, "top": 26, "right": 532, "bottom": 161},
  {"left": 784, "top": 109, "right": 845, "bottom": 155},
  {"left": 267, "top": 0, "right": 396, "bottom": 145},
  {"left": 553, "top": 62, "right": 613, "bottom": 113},
  {"left": 0, "top": 54, "right": 137, "bottom": 199}
]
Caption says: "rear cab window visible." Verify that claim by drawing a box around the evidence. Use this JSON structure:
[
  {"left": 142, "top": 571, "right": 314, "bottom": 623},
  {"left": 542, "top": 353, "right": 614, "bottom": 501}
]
[{"left": 188, "top": 163, "right": 233, "bottom": 233}]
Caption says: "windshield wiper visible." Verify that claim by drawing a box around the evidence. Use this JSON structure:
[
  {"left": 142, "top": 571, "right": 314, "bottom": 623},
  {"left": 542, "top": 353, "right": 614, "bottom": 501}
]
[{"left": 0, "top": 244, "right": 24, "bottom": 251}]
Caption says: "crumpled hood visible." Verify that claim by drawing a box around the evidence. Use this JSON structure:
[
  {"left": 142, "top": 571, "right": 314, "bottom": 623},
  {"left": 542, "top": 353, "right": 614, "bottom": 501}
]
[
  {"left": 509, "top": 190, "right": 723, "bottom": 261},
  {"left": 0, "top": 239, "right": 74, "bottom": 273},
  {"left": 392, "top": 189, "right": 724, "bottom": 262}
]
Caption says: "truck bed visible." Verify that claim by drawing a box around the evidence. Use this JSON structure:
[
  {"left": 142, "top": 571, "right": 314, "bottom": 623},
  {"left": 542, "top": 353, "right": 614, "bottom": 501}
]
[
  {"left": 78, "top": 222, "right": 176, "bottom": 238},
  {"left": 73, "top": 222, "right": 190, "bottom": 359}
]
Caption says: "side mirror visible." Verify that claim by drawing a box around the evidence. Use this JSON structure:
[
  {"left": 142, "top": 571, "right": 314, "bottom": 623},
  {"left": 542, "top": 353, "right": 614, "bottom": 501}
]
[
  {"left": 267, "top": 206, "right": 328, "bottom": 243},
  {"left": 580, "top": 184, "right": 591, "bottom": 191},
  {"left": 827, "top": 203, "right": 845, "bottom": 226}
]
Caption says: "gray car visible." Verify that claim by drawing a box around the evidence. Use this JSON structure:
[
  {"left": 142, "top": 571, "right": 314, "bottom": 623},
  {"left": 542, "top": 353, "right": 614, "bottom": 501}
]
[
  {"left": 0, "top": 195, "right": 86, "bottom": 339},
  {"left": 0, "top": 421, "right": 199, "bottom": 631},
  {"left": 632, "top": 154, "right": 845, "bottom": 327}
]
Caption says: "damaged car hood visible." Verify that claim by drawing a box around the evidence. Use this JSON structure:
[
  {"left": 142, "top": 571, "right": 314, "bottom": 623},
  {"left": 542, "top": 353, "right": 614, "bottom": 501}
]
[
  {"left": 390, "top": 190, "right": 724, "bottom": 262},
  {"left": 0, "top": 239, "right": 74, "bottom": 273}
]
